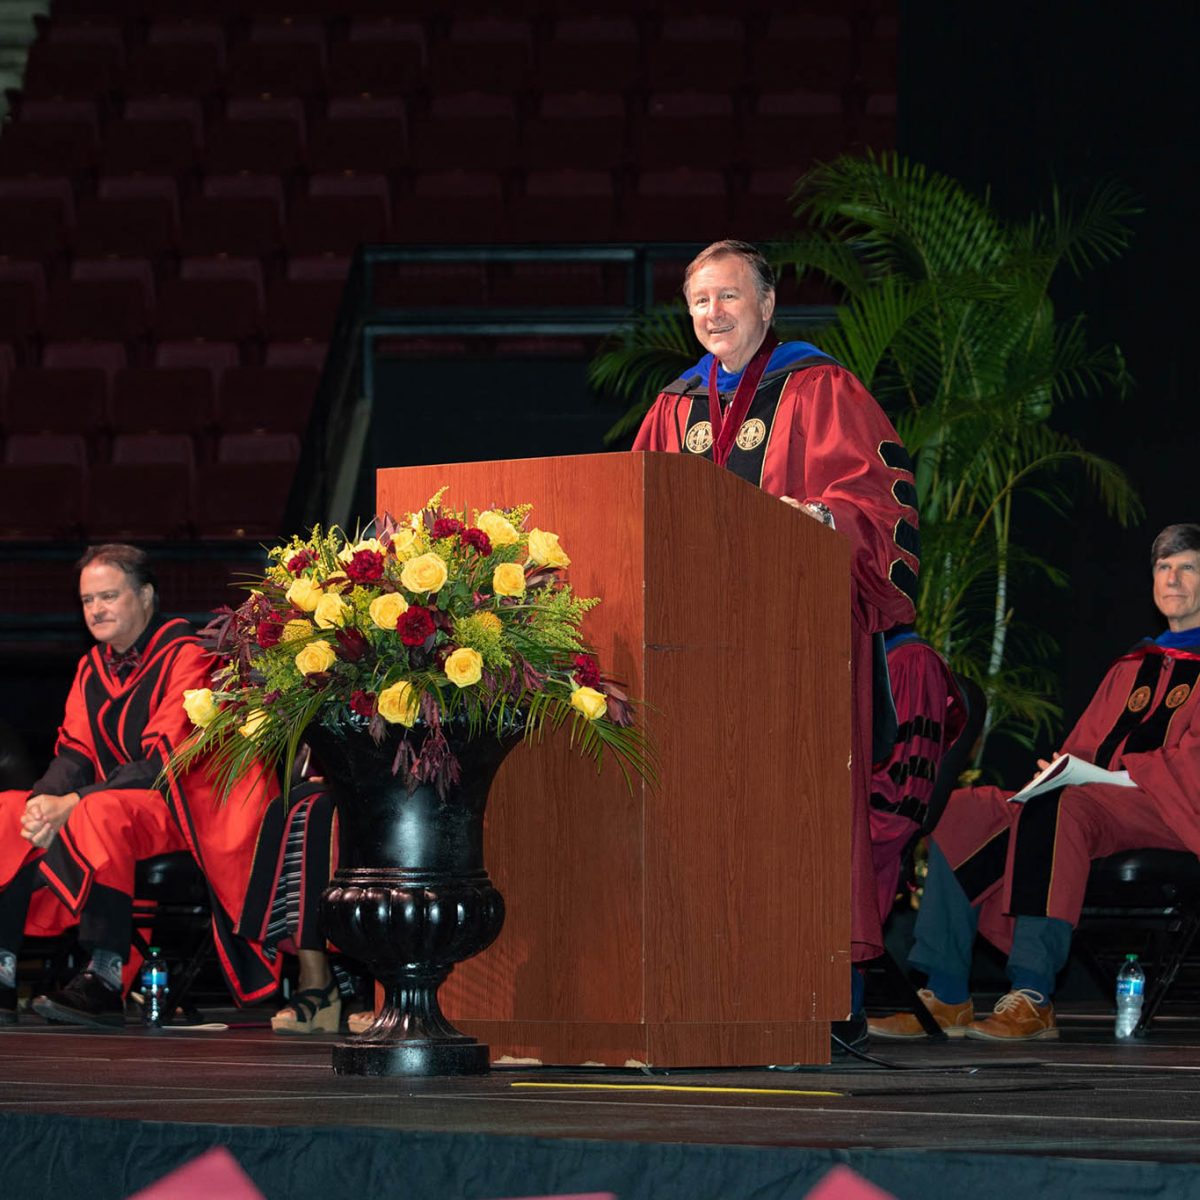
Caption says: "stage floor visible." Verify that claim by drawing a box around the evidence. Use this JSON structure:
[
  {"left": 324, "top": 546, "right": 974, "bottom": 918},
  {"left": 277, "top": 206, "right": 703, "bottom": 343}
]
[{"left": 3, "top": 1005, "right": 1200, "bottom": 1164}]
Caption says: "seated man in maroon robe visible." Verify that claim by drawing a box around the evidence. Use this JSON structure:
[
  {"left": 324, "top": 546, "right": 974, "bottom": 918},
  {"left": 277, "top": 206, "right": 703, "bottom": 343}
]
[
  {"left": 0, "top": 544, "right": 278, "bottom": 1028},
  {"left": 870, "top": 523, "right": 1200, "bottom": 1041},
  {"left": 633, "top": 239, "right": 920, "bottom": 1042}
]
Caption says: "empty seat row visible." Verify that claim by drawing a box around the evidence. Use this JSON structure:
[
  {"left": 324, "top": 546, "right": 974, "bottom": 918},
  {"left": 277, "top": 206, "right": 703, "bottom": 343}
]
[
  {"left": 0, "top": 458, "right": 296, "bottom": 541},
  {"left": 0, "top": 90, "right": 894, "bottom": 176},
  {"left": 1, "top": 365, "right": 317, "bottom": 437},
  {"left": 1, "top": 430, "right": 301, "bottom": 468},
  {"left": 21, "top": 13, "right": 896, "bottom": 100}
]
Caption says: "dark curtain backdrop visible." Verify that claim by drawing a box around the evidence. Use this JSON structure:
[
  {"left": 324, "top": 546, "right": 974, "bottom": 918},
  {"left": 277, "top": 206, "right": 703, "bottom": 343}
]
[{"left": 899, "top": 0, "right": 1199, "bottom": 772}]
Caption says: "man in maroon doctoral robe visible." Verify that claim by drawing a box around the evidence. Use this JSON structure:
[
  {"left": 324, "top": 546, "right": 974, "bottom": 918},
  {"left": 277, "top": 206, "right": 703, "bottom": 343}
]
[
  {"left": 633, "top": 239, "right": 920, "bottom": 1038},
  {"left": 871, "top": 523, "right": 1200, "bottom": 1041}
]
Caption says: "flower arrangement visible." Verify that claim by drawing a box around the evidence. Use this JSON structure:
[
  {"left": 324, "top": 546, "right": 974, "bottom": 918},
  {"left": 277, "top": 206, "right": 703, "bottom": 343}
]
[{"left": 170, "top": 490, "right": 652, "bottom": 797}]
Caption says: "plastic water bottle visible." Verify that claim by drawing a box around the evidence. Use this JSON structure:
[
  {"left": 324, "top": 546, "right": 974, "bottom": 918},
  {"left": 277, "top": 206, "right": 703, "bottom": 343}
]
[
  {"left": 1115, "top": 953, "right": 1145, "bottom": 1039},
  {"left": 140, "top": 948, "right": 169, "bottom": 1028}
]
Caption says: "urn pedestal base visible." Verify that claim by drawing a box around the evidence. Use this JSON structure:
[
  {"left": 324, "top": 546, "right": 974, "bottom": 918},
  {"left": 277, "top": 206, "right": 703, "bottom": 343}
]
[{"left": 333, "top": 1039, "right": 488, "bottom": 1077}]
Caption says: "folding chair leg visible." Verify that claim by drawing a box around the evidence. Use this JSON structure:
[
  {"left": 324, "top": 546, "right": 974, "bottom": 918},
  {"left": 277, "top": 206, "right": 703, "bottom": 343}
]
[
  {"left": 878, "top": 949, "right": 948, "bottom": 1041},
  {"left": 1136, "top": 909, "right": 1200, "bottom": 1034}
]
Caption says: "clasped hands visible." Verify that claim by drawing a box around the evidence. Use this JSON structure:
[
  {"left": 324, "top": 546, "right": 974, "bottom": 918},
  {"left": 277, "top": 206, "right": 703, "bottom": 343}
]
[{"left": 20, "top": 792, "right": 80, "bottom": 850}]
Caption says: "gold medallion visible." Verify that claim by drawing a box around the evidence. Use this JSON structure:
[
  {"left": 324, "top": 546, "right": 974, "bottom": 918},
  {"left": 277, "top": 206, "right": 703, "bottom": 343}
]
[
  {"left": 1127, "top": 685, "right": 1151, "bottom": 713},
  {"left": 735, "top": 418, "right": 766, "bottom": 451},
  {"left": 1165, "top": 683, "right": 1192, "bottom": 709},
  {"left": 685, "top": 421, "right": 713, "bottom": 454}
]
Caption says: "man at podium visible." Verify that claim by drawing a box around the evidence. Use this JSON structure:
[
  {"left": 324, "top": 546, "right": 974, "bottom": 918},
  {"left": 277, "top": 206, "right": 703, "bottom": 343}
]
[{"left": 633, "top": 239, "right": 920, "bottom": 1039}]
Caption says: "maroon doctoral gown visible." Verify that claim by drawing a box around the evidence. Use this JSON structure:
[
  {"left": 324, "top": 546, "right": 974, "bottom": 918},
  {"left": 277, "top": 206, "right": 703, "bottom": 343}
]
[{"left": 634, "top": 344, "right": 920, "bottom": 960}]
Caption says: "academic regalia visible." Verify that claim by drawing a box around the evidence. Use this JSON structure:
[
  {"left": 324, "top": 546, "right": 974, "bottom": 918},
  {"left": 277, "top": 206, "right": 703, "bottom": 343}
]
[
  {"left": 634, "top": 341, "right": 920, "bottom": 961},
  {"left": 0, "top": 614, "right": 280, "bottom": 1003},
  {"left": 933, "top": 630, "right": 1200, "bottom": 956}
]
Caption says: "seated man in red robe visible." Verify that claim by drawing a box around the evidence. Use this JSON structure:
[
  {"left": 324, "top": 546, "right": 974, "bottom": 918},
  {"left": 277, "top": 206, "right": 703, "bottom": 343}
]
[
  {"left": 870, "top": 524, "right": 1200, "bottom": 1041},
  {"left": 0, "top": 544, "right": 278, "bottom": 1028},
  {"left": 633, "top": 239, "right": 920, "bottom": 1043}
]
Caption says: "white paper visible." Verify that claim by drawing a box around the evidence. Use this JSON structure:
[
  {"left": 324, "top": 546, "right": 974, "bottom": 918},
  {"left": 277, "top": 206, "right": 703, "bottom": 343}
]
[{"left": 1008, "top": 753, "right": 1135, "bottom": 803}]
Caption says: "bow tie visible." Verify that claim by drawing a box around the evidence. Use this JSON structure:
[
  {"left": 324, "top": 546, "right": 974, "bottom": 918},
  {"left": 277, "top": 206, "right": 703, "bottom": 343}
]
[{"left": 107, "top": 646, "right": 142, "bottom": 680}]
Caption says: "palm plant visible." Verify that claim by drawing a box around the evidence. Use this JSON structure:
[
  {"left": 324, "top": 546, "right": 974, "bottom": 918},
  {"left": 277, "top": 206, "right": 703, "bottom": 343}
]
[{"left": 590, "top": 152, "right": 1142, "bottom": 759}]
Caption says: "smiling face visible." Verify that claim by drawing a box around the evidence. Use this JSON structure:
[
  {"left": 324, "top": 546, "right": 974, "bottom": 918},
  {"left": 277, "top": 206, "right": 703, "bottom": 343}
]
[
  {"left": 79, "top": 561, "right": 154, "bottom": 653},
  {"left": 685, "top": 254, "right": 776, "bottom": 374},
  {"left": 1153, "top": 550, "right": 1200, "bottom": 631}
]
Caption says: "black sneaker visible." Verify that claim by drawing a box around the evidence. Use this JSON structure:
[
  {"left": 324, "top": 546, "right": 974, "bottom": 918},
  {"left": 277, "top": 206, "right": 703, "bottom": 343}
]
[
  {"left": 0, "top": 983, "right": 16, "bottom": 1026},
  {"left": 32, "top": 971, "right": 124, "bottom": 1029}
]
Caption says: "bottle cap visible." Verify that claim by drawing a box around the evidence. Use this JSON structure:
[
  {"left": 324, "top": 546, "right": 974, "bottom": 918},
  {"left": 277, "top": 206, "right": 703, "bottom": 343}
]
[
  {"left": 1125, "top": 953, "right": 1138, "bottom": 961},
  {"left": 149, "top": 946, "right": 161, "bottom": 955}
]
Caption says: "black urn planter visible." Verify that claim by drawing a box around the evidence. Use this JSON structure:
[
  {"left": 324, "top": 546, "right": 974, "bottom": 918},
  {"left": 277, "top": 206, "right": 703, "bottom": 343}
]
[{"left": 308, "top": 722, "right": 518, "bottom": 1077}]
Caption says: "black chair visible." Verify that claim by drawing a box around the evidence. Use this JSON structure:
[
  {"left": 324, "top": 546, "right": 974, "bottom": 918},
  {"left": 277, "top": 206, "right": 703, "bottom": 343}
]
[
  {"left": 1076, "top": 848, "right": 1200, "bottom": 1034},
  {"left": 130, "top": 851, "right": 215, "bottom": 1021},
  {"left": 873, "top": 672, "right": 988, "bottom": 1038}
]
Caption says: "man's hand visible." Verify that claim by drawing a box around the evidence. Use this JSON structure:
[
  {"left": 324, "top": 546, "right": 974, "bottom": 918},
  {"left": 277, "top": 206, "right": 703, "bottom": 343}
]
[
  {"left": 780, "top": 496, "right": 834, "bottom": 527},
  {"left": 1035, "top": 750, "right": 1065, "bottom": 773},
  {"left": 20, "top": 793, "right": 80, "bottom": 850}
]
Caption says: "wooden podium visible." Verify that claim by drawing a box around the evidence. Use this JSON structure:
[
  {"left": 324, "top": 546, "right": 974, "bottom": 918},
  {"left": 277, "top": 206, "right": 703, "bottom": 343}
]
[{"left": 376, "top": 451, "right": 851, "bottom": 1067}]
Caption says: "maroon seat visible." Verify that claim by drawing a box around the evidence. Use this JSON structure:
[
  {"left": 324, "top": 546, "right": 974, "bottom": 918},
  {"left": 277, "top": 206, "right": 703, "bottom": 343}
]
[
  {"left": 4, "top": 368, "right": 108, "bottom": 438},
  {"left": 520, "top": 92, "right": 627, "bottom": 170},
  {"left": 263, "top": 340, "right": 327, "bottom": 370},
  {"left": 111, "top": 431, "right": 196, "bottom": 470},
  {"left": 42, "top": 339, "right": 127, "bottom": 376},
  {"left": 202, "top": 96, "right": 307, "bottom": 175},
  {"left": 620, "top": 168, "right": 730, "bottom": 242},
  {"left": 156, "top": 258, "right": 263, "bottom": 344},
  {"left": 216, "top": 365, "right": 318, "bottom": 435},
  {"left": 507, "top": 169, "right": 618, "bottom": 243},
  {"left": 410, "top": 91, "right": 519, "bottom": 171},
  {"left": 216, "top": 431, "right": 301, "bottom": 463},
  {"left": 265, "top": 257, "right": 348, "bottom": 342},
  {"left": 20, "top": 36, "right": 123, "bottom": 100},
  {"left": 633, "top": 92, "right": 737, "bottom": 169},
  {"left": 110, "top": 367, "right": 214, "bottom": 436},
  {"left": 372, "top": 260, "right": 488, "bottom": 308},
  {"left": 743, "top": 91, "right": 847, "bottom": 173},
  {"left": 642, "top": 15, "right": 747, "bottom": 90},
  {"left": 74, "top": 176, "right": 180, "bottom": 258},
  {"left": 0, "top": 179, "right": 76, "bottom": 259},
  {"left": 730, "top": 169, "right": 806, "bottom": 240},
  {"left": 191, "top": 460, "right": 295, "bottom": 540},
  {"left": 307, "top": 98, "right": 409, "bottom": 175},
  {"left": 223, "top": 24, "right": 327, "bottom": 97},
  {"left": 394, "top": 171, "right": 507, "bottom": 244},
  {"left": 87, "top": 462, "right": 191, "bottom": 541},
  {"left": 327, "top": 19, "right": 425, "bottom": 97},
  {"left": 285, "top": 174, "right": 391, "bottom": 256},
  {"left": 45, "top": 262, "right": 155, "bottom": 343},
  {"left": 538, "top": 16, "right": 640, "bottom": 93},
  {"left": 0, "top": 464, "right": 85, "bottom": 540},
  {"left": 423, "top": 17, "right": 533, "bottom": 94},
  {"left": 99, "top": 99, "right": 204, "bottom": 175},
  {"left": 4, "top": 432, "right": 89, "bottom": 466},
  {"left": 488, "top": 260, "right": 618, "bottom": 307},
  {"left": 119, "top": 30, "right": 224, "bottom": 97},
  {"left": 153, "top": 340, "right": 241, "bottom": 384},
  {"left": 749, "top": 15, "right": 855, "bottom": 92},
  {"left": 178, "top": 180, "right": 284, "bottom": 258}
]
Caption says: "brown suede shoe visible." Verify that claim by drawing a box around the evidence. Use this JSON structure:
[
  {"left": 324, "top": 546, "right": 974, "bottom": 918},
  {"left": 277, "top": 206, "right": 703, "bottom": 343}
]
[
  {"left": 964, "top": 989, "right": 1058, "bottom": 1041},
  {"left": 868, "top": 988, "right": 974, "bottom": 1040}
]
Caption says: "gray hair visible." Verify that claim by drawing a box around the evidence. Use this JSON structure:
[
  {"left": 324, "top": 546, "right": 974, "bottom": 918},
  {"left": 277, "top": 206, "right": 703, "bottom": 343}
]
[{"left": 682, "top": 239, "right": 776, "bottom": 303}]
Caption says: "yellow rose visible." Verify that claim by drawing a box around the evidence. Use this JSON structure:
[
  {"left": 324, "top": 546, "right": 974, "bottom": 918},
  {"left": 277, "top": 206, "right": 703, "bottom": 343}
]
[
  {"left": 338, "top": 536, "right": 383, "bottom": 563},
  {"left": 527, "top": 528, "right": 570, "bottom": 568},
  {"left": 313, "top": 592, "right": 350, "bottom": 629},
  {"left": 570, "top": 686, "right": 608, "bottom": 721},
  {"left": 239, "top": 709, "right": 269, "bottom": 739},
  {"left": 286, "top": 576, "right": 323, "bottom": 612},
  {"left": 389, "top": 527, "right": 419, "bottom": 559},
  {"left": 444, "top": 647, "right": 483, "bottom": 688},
  {"left": 281, "top": 618, "right": 314, "bottom": 642},
  {"left": 400, "top": 552, "right": 449, "bottom": 594},
  {"left": 377, "top": 680, "right": 420, "bottom": 726},
  {"left": 492, "top": 562, "right": 526, "bottom": 597},
  {"left": 476, "top": 510, "right": 520, "bottom": 546},
  {"left": 294, "top": 639, "right": 337, "bottom": 676},
  {"left": 182, "top": 688, "right": 219, "bottom": 728},
  {"left": 369, "top": 592, "right": 409, "bottom": 630}
]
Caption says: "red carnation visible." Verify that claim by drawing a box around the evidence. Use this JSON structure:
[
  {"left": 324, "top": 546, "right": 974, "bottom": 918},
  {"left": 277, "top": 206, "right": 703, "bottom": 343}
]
[
  {"left": 432, "top": 517, "right": 465, "bottom": 540},
  {"left": 349, "top": 689, "right": 377, "bottom": 718},
  {"left": 573, "top": 654, "right": 601, "bottom": 688},
  {"left": 462, "top": 527, "right": 491, "bottom": 555},
  {"left": 256, "top": 617, "right": 284, "bottom": 648},
  {"left": 286, "top": 549, "right": 316, "bottom": 575},
  {"left": 345, "top": 549, "right": 385, "bottom": 584},
  {"left": 397, "top": 605, "right": 435, "bottom": 647}
]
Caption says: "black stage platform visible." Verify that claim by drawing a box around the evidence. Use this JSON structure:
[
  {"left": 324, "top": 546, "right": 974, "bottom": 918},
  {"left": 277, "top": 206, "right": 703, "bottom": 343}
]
[{"left": 5, "top": 1006, "right": 1200, "bottom": 1200}]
